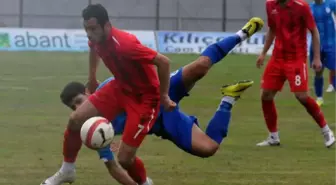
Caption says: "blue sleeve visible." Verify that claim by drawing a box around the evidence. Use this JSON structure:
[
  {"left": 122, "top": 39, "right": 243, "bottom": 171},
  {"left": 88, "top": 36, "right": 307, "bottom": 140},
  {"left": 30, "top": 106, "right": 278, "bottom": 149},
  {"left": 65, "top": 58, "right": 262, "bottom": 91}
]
[
  {"left": 97, "top": 145, "right": 115, "bottom": 162},
  {"left": 97, "top": 77, "right": 115, "bottom": 90}
]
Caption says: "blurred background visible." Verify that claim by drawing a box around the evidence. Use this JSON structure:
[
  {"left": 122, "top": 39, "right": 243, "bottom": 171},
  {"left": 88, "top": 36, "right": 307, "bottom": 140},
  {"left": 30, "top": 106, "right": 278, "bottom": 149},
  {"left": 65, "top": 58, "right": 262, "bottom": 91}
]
[{"left": 0, "top": 0, "right": 271, "bottom": 31}]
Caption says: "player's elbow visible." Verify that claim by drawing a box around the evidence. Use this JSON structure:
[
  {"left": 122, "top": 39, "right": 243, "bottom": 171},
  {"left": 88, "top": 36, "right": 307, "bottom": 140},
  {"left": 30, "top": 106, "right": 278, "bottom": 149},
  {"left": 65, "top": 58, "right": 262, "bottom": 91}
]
[{"left": 153, "top": 53, "right": 170, "bottom": 68}]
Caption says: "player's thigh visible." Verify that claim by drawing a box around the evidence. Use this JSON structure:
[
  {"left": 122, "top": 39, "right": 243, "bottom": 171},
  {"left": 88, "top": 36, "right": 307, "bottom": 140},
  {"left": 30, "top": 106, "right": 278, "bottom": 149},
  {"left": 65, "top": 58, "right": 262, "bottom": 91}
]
[
  {"left": 261, "top": 59, "right": 286, "bottom": 91},
  {"left": 121, "top": 94, "right": 160, "bottom": 148},
  {"left": 181, "top": 56, "right": 212, "bottom": 92},
  {"left": 88, "top": 80, "right": 123, "bottom": 120},
  {"left": 69, "top": 100, "right": 101, "bottom": 131},
  {"left": 285, "top": 62, "right": 308, "bottom": 92}
]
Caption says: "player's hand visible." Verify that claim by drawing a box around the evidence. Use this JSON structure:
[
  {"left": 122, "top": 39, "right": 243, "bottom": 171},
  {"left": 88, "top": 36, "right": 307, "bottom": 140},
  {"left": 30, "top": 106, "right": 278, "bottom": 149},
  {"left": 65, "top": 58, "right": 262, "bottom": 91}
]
[
  {"left": 161, "top": 94, "right": 176, "bottom": 111},
  {"left": 312, "top": 58, "right": 322, "bottom": 72},
  {"left": 87, "top": 79, "right": 99, "bottom": 93},
  {"left": 110, "top": 140, "right": 120, "bottom": 152},
  {"left": 256, "top": 54, "right": 265, "bottom": 68}
]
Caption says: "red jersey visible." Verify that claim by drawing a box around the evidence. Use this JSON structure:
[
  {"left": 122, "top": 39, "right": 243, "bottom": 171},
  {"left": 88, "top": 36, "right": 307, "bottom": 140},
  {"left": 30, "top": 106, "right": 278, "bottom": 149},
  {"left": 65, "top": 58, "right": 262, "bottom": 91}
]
[
  {"left": 89, "top": 28, "right": 159, "bottom": 95},
  {"left": 266, "top": 0, "right": 316, "bottom": 60}
]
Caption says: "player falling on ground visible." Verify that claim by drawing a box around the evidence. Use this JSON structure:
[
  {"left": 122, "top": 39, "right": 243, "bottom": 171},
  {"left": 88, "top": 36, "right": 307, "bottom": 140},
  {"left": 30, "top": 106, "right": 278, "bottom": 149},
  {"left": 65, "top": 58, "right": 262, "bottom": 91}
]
[
  {"left": 45, "top": 3, "right": 177, "bottom": 185},
  {"left": 256, "top": 0, "right": 335, "bottom": 147},
  {"left": 40, "top": 17, "right": 265, "bottom": 185},
  {"left": 310, "top": 0, "right": 336, "bottom": 106}
]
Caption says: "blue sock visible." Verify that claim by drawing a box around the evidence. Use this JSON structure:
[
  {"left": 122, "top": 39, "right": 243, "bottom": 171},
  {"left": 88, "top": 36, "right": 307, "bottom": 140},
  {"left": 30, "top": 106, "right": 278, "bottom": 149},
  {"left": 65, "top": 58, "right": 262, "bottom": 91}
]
[
  {"left": 331, "top": 74, "right": 336, "bottom": 88},
  {"left": 201, "top": 35, "right": 241, "bottom": 64},
  {"left": 205, "top": 97, "right": 233, "bottom": 144},
  {"left": 314, "top": 76, "right": 324, "bottom": 98}
]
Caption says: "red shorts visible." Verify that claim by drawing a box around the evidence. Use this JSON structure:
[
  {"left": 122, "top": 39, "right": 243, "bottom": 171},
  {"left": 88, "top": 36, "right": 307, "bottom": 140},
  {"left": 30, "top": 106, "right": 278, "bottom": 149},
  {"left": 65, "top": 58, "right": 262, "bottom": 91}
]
[
  {"left": 261, "top": 58, "right": 308, "bottom": 92},
  {"left": 88, "top": 80, "right": 160, "bottom": 147}
]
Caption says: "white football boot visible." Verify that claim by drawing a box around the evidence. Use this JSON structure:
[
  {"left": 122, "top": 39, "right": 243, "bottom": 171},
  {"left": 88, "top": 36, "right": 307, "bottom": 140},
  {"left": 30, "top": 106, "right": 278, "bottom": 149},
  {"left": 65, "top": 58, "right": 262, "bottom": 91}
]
[
  {"left": 256, "top": 135, "right": 280, "bottom": 146},
  {"left": 326, "top": 84, "right": 334, "bottom": 92},
  {"left": 40, "top": 170, "right": 75, "bottom": 185},
  {"left": 142, "top": 177, "right": 154, "bottom": 185},
  {"left": 323, "top": 130, "right": 335, "bottom": 148}
]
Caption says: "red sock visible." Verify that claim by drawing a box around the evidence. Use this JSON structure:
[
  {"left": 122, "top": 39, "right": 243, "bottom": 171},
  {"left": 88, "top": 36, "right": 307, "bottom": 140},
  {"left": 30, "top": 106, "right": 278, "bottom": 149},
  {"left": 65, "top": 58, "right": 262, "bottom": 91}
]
[
  {"left": 302, "top": 97, "right": 327, "bottom": 128},
  {"left": 63, "top": 128, "right": 82, "bottom": 163},
  {"left": 262, "top": 100, "right": 278, "bottom": 132},
  {"left": 127, "top": 157, "right": 147, "bottom": 184}
]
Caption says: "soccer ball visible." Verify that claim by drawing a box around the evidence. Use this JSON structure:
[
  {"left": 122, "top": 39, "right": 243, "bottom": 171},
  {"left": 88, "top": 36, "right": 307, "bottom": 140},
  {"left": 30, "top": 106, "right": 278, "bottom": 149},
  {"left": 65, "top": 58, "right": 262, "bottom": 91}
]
[{"left": 80, "top": 116, "right": 115, "bottom": 150}]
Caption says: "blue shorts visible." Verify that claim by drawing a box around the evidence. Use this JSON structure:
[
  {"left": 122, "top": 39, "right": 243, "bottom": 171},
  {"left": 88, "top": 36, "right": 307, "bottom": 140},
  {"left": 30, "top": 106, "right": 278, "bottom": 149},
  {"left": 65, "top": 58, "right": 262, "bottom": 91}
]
[
  {"left": 97, "top": 68, "right": 199, "bottom": 160},
  {"left": 310, "top": 48, "right": 336, "bottom": 70},
  {"left": 154, "top": 68, "right": 199, "bottom": 153}
]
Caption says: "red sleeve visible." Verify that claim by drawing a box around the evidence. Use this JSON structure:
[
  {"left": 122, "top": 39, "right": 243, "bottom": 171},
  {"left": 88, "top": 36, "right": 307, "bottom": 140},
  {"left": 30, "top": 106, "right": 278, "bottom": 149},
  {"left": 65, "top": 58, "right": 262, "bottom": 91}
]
[
  {"left": 266, "top": 1, "right": 275, "bottom": 29},
  {"left": 124, "top": 37, "right": 158, "bottom": 64},
  {"left": 302, "top": 2, "right": 316, "bottom": 31}
]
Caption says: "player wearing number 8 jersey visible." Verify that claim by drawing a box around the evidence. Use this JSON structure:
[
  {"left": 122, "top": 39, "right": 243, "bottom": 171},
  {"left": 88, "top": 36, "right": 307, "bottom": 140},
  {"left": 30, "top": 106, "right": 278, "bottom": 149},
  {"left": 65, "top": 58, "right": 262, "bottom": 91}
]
[{"left": 256, "top": 0, "right": 335, "bottom": 147}]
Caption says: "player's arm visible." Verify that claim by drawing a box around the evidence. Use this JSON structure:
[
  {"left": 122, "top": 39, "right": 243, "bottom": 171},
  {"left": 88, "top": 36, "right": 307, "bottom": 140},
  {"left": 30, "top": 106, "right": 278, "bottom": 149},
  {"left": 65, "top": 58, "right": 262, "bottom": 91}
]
[
  {"left": 261, "top": 28, "right": 275, "bottom": 56},
  {"left": 310, "top": 27, "right": 321, "bottom": 60},
  {"left": 88, "top": 46, "right": 100, "bottom": 93},
  {"left": 98, "top": 146, "right": 137, "bottom": 185},
  {"left": 125, "top": 39, "right": 176, "bottom": 110},
  {"left": 304, "top": 3, "right": 320, "bottom": 61},
  {"left": 104, "top": 160, "right": 138, "bottom": 185},
  {"left": 152, "top": 53, "right": 171, "bottom": 102},
  {"left": 261, "top": 2, "right": 276, "bottom": 56}
]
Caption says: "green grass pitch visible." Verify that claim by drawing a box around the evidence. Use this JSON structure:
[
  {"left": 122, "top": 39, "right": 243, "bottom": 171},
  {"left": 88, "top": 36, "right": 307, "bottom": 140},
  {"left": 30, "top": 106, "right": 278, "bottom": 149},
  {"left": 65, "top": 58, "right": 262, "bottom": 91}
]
[{"left": 0, "top": 51, "right": 334, "bottom": 185}]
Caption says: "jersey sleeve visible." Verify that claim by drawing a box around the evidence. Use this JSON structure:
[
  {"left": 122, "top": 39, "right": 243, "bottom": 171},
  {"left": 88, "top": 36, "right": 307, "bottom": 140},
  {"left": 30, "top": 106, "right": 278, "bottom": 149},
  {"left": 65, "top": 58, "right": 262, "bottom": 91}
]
[
  {"left": 266, "top": 1, "right": 275, "bottom": 29},
  {"left": 123, "top": 37, "right": 158, "bottom": 64},
  {"left": 303, "top": 2, "right": 316, "bottom": 31}
]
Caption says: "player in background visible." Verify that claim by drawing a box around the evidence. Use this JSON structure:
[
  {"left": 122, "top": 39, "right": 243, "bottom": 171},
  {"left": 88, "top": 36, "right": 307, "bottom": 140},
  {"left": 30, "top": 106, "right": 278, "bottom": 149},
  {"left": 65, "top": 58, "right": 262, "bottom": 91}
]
[
  {"left": 45, "top": 3, "right": 176, "bottom": 185},
  {"left": 310, "top": 0, "right": 336, "bottom": 106},
  {"left": 40, "top": 17, "right": 264, "bottom": 185},
  {"left": 256, "top": 0, "right": 335, "bottom": 147}
]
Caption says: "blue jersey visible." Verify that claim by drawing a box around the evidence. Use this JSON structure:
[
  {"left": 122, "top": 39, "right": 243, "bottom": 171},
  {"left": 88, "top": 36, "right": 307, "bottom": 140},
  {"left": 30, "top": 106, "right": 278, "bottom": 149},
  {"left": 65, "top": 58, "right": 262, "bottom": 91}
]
[{"left": 310, "top": 0, "right": 336, "bottom": 50}]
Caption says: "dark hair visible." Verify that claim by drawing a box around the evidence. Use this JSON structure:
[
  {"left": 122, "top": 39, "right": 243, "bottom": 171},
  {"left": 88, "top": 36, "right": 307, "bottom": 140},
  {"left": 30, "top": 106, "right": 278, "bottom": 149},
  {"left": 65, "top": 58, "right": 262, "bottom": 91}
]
[
  {"left": 60, "top": 82, "right": 86, "bottom": 106},
  {"left": 82, "top": 4, "right": 109, "bottom": 26}
]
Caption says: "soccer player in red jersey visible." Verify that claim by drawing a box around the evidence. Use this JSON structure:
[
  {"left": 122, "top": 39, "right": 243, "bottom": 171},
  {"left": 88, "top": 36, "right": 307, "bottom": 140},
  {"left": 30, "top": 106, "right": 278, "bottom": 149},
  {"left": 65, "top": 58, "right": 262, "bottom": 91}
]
[
  {"left": 42, "top": 4, "right": 176, "bottom": 185},
  {"left": 256, "top": 0, "right": 335, "bottom": 147}
]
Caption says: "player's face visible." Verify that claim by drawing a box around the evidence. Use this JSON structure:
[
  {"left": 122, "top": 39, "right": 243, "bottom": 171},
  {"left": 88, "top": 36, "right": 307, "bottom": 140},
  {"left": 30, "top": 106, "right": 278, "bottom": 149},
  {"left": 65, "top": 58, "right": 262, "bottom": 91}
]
[
  {"left": 83, "top": 18, "right": 105, "bottom": 44},
  {"left": 69, "top": 94, "right": 89, "bottom": 110}
]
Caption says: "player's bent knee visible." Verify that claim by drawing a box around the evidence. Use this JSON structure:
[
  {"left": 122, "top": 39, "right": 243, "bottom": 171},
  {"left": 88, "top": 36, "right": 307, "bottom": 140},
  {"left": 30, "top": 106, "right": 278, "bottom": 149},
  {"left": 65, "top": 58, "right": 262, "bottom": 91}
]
[
  {"left": 194, "top": 143, "right": 219, "bottom": 158},
  {"left": 68, "top": 112, "right": 84, "bottom": 131},
  {"left": 261, "top": 90, "right": 276, "bottom": 100},
  {"left": 294, "top": 92, "right": 308, "bottom": 103},
  {"left": 118, "top": 156, "right": 134, "bottom": 169}
]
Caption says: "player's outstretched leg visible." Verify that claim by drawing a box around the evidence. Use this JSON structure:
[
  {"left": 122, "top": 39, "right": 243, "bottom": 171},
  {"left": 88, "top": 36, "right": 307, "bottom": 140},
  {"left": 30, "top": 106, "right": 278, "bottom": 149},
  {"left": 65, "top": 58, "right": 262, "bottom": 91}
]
[
  {"left": 192, "top": 80, "right": 254, "bottom": 157},
  {"left": 180, "top": 17, "right": 264, "bottom": 92}
]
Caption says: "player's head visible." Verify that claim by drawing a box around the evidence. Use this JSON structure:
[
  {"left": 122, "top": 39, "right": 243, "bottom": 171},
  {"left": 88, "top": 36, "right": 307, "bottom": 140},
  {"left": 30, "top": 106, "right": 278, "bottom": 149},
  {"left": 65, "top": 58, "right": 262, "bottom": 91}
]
[
  {"left": 60, "top": 82, "right": 90, "bottom": 110},
  {"left": 82, "top": 4, "right": 111, "bottom": 44}
]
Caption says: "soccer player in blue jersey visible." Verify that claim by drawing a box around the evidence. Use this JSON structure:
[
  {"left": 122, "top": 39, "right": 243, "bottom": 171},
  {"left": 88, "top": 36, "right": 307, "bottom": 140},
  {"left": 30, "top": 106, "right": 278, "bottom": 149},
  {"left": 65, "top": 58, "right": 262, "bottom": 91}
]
[
  {"left": 310, "top": 0, "right": 336, "bottom": 106},
  {"left": 40, "top": 17, "right": 264, "bottom": 185}
]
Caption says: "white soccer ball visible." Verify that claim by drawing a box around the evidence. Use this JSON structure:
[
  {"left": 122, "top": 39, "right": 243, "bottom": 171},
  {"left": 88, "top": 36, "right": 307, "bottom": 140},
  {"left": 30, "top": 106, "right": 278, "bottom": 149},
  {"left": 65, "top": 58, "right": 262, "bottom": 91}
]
[{"left": 80, "top": 116, "right": 115, "bottom": 150}]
